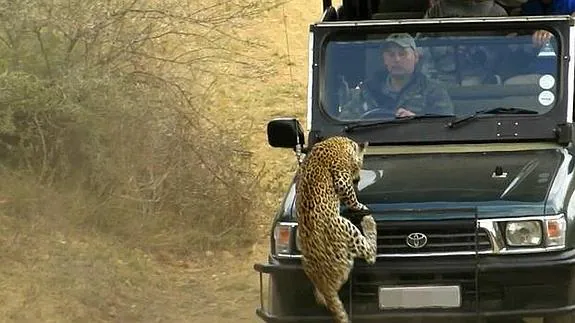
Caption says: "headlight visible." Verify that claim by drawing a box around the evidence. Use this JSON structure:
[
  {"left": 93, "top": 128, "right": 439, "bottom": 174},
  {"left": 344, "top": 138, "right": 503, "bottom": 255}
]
[
  {"left": 505, "top": 221, "right": 542, "bottom": 246},
  {"left": 273, "top": 223, "right": 296, "bottom": 255}
]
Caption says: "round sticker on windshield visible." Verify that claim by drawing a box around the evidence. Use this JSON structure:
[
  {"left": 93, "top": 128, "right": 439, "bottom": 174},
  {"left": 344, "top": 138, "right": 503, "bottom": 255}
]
[
  {"left": 539, "top": 74, "right": 555, "bottom": 90},
  {"left": 538, "top": 90, "right": 555, "bottom": 106}
]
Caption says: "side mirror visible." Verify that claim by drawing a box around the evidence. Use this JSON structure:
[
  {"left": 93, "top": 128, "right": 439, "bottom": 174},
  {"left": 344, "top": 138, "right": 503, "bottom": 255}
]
[{"left": 267, "top": 118, "right": 305, "bottom": 149}]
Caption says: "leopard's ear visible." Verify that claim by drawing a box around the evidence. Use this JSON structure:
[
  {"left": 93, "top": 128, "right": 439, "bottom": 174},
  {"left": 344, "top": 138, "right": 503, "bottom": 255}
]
[{"left": 357, "top": 141, "right": 369, "bottom": 152}]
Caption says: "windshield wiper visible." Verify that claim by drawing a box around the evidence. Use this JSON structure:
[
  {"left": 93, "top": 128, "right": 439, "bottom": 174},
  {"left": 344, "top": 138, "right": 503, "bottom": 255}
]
[
  {"left": 344, "top": 114, "right": 454, "bottom": 132},
  {"left": 446, "top": 107, "right": 538, "bottom": 129}
]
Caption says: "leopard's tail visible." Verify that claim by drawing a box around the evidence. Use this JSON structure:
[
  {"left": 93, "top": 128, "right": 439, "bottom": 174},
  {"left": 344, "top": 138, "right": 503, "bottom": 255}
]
[{"left": 324, "top": 291, "right": 349, "bottom": 323}]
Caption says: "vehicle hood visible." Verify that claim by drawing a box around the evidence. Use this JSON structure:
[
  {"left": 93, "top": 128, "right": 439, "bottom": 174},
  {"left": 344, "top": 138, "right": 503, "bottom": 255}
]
[
  {"left": 356, "top": 146, "right": 571, "bottom": 218},
  {"left": 276, "top": 145, "right": 574, "bottom": 222}
]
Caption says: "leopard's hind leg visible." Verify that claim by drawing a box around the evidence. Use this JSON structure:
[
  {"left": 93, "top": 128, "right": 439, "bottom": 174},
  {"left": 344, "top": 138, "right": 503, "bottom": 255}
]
[
  {"left": 341, "top": 215, "right": 377, "bottom": 264},
  {"left": 316, "top": 255, "right": 353, "bottom": 323},
  {"left": 323, "top": 290, "right": 350, "bottom": 323},
  {"left": 313, "top": 287, "right": 326, "bottom": 307},
  {"left": 358, "top": 215, "right": 377, "bottom": 264}
]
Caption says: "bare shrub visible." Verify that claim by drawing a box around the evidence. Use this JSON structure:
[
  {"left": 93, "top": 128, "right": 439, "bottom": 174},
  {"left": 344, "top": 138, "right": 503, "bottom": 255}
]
[{"left": 0, "top": 0, "right": 278, "bottom": 255}]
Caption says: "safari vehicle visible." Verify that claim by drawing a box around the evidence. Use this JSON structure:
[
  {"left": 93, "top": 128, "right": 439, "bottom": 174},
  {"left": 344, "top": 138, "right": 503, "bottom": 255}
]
[{"left": 253, "top": 0, "right": 575, "bottom": 322}]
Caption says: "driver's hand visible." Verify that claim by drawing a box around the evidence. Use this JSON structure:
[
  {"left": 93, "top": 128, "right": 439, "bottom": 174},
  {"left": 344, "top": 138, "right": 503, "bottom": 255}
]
[
  {"left": 532, "top": 30, "right": 553, "bottom": 48},
  {"left": 396, "top": 107, "right": 416, "bottom": 118}
]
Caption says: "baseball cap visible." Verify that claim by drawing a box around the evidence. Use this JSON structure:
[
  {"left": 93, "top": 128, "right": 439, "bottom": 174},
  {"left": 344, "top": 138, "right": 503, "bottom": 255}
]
[{"left": 383, "top": 33, "right": 417, "bottom": 51}]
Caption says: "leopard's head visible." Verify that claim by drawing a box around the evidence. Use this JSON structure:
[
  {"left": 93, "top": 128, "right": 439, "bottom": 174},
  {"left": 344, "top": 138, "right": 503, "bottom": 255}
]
[
  {"left": 349, "top": 140, "right": 369, "bottom": 184},
  {"left": 355, "top": 141, "right": 369, "bottom": 168}
]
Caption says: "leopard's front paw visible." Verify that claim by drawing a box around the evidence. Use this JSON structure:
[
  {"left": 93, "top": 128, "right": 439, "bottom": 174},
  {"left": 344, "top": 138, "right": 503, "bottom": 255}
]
[
  {"left": 360, "top": 215, "right": 376, "bottom": 233},
  {"left": 365, "top": 254, "right": 376, "bottom": 265},
  {"left": 352, "top": 203, "right": 370, "bottom": 214}
]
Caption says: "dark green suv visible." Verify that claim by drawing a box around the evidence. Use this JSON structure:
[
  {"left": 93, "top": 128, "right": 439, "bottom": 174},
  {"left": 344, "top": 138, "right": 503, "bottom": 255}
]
[{"left": 254, "top": 1, "right": 575, "bottom": 322}]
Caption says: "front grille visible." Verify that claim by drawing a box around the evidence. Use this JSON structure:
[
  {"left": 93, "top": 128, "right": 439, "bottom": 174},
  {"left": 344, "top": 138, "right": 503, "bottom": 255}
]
[
  {"left": 377, "top": 220, "right": 492, "bottom": 255},
  {"left": 349, "top": 271, "right": 504, "bottom": 313},
  {"left": 348, "top": 267, "right": 571, "bottom": 313}
]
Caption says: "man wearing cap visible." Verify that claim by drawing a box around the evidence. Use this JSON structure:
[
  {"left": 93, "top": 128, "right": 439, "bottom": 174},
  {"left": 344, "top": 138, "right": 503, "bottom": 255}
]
[{"left": 340, "top": 33, "right": 454, "bottom": 119}]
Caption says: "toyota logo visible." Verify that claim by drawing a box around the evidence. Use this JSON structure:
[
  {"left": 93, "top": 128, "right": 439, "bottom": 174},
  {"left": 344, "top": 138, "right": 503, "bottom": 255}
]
[{"left": 406, "top": 232, "right": 428, "bottom": 249}]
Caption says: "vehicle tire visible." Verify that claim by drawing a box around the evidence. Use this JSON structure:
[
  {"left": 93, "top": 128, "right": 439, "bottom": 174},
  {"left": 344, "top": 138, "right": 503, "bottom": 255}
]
[{"left": 544, "top": 313, "right": 575, "bottom": 323}]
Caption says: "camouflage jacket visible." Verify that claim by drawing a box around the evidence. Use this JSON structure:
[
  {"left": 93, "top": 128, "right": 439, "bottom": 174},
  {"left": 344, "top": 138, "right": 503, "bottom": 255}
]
[{"left": 339, "top": 71, "right": 455, "bottom": 120}]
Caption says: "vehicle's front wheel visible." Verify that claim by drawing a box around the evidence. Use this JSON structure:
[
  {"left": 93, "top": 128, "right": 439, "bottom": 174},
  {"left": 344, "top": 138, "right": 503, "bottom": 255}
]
[{"left": 544, "top": 313, "right": 575, "bottom": 323}]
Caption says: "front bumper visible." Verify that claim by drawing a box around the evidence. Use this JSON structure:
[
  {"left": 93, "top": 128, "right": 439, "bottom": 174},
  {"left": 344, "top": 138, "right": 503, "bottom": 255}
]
[{"left": 254, "top": 250, "right": 575, "bottom": 322}]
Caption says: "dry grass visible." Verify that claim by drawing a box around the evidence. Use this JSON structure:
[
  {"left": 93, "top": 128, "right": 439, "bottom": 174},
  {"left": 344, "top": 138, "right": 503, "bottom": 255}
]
[
  {"left": 0, "top": 0, "right": 320, "bottom": 322},
  {"left": 209, "top": 0, "right": 319, "bottom": 215},
  {"left": 0, "top": 171, "right": 268, "bottom": 322}
]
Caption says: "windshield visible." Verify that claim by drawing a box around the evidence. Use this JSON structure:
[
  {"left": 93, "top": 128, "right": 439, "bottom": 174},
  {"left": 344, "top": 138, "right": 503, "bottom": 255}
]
[{"left": 323, "top": 29, "right": 560, "bottom": 121}]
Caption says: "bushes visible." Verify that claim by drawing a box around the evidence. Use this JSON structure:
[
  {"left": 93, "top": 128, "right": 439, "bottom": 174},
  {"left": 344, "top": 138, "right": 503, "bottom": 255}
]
[{"left": 0, "top": 0, "right": 276, "bottom": 254}]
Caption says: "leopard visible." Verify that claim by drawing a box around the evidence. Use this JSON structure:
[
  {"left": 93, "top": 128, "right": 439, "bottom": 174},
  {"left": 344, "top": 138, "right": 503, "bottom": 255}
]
[{"left": 294, "top": 135, "right": 378, "bottom": 323}]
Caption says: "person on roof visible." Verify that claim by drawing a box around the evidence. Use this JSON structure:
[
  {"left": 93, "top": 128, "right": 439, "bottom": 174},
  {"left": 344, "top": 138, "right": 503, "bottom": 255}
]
[
  {"left": 521, "top": 0, "right": 575, "bottom": 15},
  {"left": 419, "top": 0, "right": 509, "bottom": 86},
  {"left": 424, "top": 0, "right": 508, "bottom": 18},
  {"left": 496, "top": 0, "right": 529, "bottom": 14},
  {"left": 520, "top": 0, "right": 575, "bottom": 46},
  {"left": 496, "top": 0, "right": 529, "bottom": 7},
  {"left": 339, "top": 33, "right": 454, "bottom": 120}
]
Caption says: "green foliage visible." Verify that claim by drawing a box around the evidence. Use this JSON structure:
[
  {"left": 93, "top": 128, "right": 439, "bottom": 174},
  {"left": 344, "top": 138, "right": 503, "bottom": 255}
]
[{"left": 0, "top": 0, "right": 276, "bottom": 254}]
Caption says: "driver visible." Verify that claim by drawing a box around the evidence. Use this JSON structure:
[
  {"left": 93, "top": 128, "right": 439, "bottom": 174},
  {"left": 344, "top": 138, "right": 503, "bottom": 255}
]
[{"left": 340, "top": 33, "right": 454, "bottom": 119}]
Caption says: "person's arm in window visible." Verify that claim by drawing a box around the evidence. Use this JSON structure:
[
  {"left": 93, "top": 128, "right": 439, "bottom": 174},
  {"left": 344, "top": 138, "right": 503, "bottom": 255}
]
[{"left": 427, "top": 86, "right": 455, "bottom": 115}]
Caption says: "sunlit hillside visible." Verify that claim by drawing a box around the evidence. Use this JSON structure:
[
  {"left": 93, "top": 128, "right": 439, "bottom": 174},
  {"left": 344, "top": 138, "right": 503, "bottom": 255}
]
[{"left": 0, "top": 0, "right": 321, "bottom": 321}]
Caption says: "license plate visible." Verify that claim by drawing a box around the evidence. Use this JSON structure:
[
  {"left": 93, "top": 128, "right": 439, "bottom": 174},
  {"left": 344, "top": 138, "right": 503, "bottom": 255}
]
[{"left": 378, "top": 285, "right": 461, "bottom": 309}]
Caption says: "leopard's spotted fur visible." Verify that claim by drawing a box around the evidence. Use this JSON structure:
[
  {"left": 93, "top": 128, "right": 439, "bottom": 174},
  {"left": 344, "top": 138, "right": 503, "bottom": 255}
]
[{"left": 295, "top": 136, "right": 377, "bottom": 323}]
